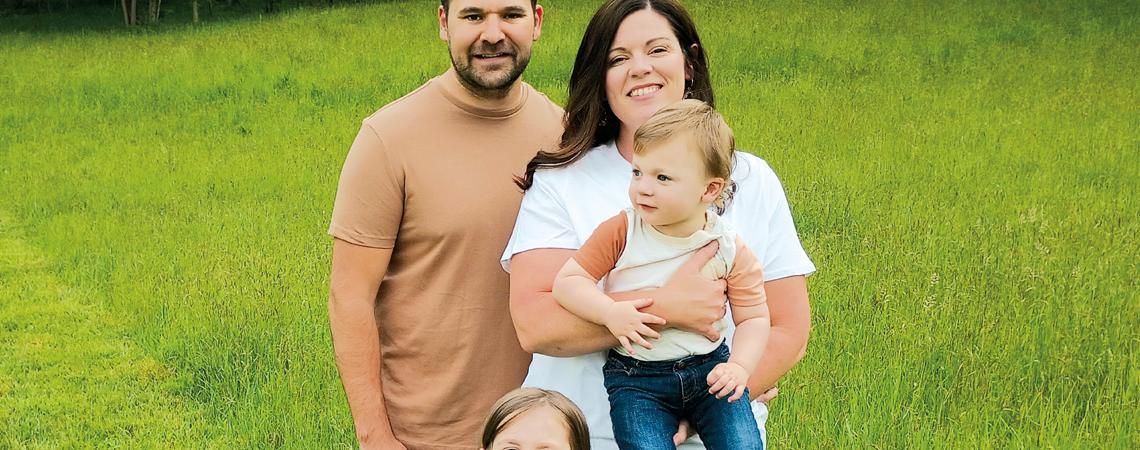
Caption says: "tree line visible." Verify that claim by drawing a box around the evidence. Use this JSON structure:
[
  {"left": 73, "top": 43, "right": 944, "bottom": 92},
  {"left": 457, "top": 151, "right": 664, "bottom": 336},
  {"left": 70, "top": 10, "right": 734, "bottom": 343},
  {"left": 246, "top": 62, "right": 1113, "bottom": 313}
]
[{"left": 1, "top": 0, "right": 350, "bottom": 26}]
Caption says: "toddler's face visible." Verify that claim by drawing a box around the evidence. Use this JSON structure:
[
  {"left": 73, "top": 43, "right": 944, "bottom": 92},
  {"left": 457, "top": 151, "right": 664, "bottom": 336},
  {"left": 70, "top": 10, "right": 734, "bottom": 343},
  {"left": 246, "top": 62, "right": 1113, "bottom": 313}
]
[
  {"left": 483, "top": 405, "right": 572, "bottom": 450},
  {"left": 629, "top": 134, "right": 721, "bottom": 236}
]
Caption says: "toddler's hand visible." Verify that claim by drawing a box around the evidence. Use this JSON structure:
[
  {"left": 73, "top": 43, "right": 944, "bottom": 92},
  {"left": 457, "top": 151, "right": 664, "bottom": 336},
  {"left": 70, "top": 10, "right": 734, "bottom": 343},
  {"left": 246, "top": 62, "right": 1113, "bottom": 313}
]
[
  {"left": 604, "top": 298, "right": 665, "bottom": 354},
  {"left": 706, "top": 361, "right": 749, "bottom": 402}
]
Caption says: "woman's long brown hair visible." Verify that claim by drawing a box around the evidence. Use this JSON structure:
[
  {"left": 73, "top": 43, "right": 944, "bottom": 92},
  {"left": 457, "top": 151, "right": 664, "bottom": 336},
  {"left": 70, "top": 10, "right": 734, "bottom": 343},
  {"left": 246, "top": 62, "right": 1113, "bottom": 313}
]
[{"left": 515, "top": 0, "right": 715, "bottom": 190}]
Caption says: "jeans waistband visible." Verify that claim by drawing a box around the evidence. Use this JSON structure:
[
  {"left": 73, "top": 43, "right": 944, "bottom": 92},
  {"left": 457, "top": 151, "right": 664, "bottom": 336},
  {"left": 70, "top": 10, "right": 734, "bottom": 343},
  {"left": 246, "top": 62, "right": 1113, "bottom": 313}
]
[{"left": 607, "top": 342, "right": 729, "bottom": 370}]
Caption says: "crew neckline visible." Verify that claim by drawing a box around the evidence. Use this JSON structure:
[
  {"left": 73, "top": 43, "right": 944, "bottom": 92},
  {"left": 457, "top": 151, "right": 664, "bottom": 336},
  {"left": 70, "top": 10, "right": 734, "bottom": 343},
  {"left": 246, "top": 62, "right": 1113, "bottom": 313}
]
[
  {"left": 436, "top": 69, "right": 529, "bottom": 118},
  {"left": 643, "top": 210, "right": 721, "bottom": 246}
]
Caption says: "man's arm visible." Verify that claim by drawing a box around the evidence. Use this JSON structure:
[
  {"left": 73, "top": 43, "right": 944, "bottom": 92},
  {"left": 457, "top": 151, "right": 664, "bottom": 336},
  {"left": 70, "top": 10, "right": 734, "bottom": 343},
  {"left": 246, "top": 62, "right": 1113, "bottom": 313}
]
[
  {"left": 328, "top": 238, "right": 406, "bottom": 449},
  {"left": 747, "top": 275, "right": 810, "bottom": 398},
  {"left": 509, "top": 242, "right": 728, "bottom": 357}
]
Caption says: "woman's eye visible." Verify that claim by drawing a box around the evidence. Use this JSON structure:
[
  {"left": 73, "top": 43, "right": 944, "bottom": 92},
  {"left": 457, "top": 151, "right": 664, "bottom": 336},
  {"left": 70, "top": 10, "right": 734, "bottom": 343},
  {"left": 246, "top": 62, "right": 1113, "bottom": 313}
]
[
  {"left": 651, "top": 46, "right": 668, "bottom": 54},
  {"left": 632, "top": 169, "right": 641, "bottom": 176},
  {"left": 657, "top": 174, "right": 670, "bottom": 182},
  {"left": 609, "top": 55, "right": 628, "bottom": 65}
]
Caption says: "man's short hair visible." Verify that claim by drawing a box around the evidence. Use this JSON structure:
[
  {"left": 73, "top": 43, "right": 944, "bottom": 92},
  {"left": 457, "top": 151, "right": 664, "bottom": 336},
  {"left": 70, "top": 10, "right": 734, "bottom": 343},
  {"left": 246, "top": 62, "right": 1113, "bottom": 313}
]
[{"left": 440, "top": 0, "right": 538, "bottom": 14}]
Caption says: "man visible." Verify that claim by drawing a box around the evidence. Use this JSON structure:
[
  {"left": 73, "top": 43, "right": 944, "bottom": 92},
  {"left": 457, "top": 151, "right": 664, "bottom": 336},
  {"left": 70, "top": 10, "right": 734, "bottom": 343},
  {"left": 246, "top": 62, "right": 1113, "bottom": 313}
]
[{"left": 327, "top": 1, "right": 560, "bottom": 449}]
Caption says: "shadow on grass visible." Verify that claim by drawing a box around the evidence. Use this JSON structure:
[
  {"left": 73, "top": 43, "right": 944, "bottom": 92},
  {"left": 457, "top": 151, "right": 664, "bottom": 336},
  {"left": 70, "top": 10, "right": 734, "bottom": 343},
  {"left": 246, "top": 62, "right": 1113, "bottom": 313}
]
[{"left": 0, "top": 0, "right": 406, "bottom": 36}]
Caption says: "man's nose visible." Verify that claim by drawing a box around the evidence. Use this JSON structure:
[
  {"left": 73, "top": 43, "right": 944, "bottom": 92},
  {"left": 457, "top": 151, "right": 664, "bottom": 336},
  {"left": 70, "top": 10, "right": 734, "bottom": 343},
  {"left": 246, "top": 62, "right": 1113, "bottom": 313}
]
[{"left": 479, "top": 15, "right": 506, "bottom": 44}]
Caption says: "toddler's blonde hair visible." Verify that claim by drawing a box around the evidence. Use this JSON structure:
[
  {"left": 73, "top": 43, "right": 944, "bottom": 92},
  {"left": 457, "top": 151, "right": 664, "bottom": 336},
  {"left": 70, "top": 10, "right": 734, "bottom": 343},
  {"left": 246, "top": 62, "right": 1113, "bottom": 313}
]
[{"left": 634, "top": 99, "right": 736, "bottom": 214}]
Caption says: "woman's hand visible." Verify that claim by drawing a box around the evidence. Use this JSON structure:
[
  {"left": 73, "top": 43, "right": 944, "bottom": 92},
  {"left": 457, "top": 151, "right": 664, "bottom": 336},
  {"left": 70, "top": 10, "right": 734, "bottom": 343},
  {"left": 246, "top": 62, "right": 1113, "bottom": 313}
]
[{"left": 652, "top": 241, "right": 727, "bottom": 339}]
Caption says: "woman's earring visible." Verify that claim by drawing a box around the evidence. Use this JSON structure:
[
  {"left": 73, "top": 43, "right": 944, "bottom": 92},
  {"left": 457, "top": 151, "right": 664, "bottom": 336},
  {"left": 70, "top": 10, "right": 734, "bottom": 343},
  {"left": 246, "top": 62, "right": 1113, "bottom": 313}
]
[
  {"left": 598, "top": 116, "right": 608, "bottom": 127},
  {"left": 684, "top": 80, "right": 693, "bottom": 99}
]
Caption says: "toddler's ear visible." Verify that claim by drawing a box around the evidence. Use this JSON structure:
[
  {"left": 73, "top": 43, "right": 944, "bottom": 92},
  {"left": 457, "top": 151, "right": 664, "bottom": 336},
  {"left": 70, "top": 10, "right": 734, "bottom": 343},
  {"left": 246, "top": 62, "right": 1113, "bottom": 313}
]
[{"left": 702, "top": 178, "right": 726, "bottom": 202}]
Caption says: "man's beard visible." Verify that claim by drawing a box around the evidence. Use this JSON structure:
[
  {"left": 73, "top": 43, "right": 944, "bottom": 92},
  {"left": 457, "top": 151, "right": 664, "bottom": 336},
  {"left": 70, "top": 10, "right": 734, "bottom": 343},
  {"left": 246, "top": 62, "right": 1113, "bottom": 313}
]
[{"left": 450, "top": 42, "right": 531, "bottom": 98}]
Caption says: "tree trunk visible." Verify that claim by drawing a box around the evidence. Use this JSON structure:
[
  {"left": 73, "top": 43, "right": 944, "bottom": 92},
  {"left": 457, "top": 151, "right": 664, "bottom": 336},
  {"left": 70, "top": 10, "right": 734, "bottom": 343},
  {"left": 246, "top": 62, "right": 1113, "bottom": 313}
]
[
  {"left": 129, "top": 0, "right": 137, "bottom": 25},
  {"left": 148, "top": 0, "right": 157, "bottom": 23},
  {"left": 121, "top": 0, "right": 129, "bottom": 25},
  {"left": 192, "top": 0, "right": 199, "bottom": 23}
]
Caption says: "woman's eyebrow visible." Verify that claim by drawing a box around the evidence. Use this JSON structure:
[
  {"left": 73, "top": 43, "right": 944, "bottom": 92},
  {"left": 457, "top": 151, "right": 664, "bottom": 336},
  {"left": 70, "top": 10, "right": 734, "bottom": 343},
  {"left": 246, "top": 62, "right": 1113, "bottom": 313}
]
[{"left": 610, "top": 36, "right": 672, "bottom": 54}]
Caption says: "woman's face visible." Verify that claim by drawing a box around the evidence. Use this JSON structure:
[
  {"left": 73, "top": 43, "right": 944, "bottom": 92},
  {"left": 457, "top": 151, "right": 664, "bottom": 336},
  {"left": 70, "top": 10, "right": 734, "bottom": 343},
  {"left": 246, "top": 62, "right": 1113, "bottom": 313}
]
[{"left": 605, "top": 8, "right": 690, "bottom": 136}]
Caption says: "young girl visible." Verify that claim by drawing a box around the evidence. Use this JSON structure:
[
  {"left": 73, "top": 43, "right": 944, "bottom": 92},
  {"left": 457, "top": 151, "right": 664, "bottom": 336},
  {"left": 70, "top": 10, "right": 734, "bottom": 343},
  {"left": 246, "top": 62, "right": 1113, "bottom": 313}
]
[
  {"left": 552, "top": 100, "right": 769, "bottom": 449},
  {"left": 481, "top": 387, "right": 591, "bottom": 450}
]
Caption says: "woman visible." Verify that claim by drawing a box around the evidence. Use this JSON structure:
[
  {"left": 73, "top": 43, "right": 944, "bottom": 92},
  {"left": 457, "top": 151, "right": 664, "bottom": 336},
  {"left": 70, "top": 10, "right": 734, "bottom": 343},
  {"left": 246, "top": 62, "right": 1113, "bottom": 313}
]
[{"left": 501, "top": 0, "right": 815, "bottom": 448}]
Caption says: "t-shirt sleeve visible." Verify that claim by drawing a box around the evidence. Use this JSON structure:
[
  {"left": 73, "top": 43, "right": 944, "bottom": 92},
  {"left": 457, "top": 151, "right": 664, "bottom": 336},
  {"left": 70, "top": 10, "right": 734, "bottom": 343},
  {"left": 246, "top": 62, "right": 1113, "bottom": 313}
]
[
  {"left": 328, "top": 122, "right": 404, "bottom": 249},
  {"left": 735, "top": 154, "right": 816, "bottom": 281},
  {"left": 726, "top": 238, "right": 767, "bottom": 307},
  {"left": 572, "top": 213, "right": 628, "bottom": 280},
  {"left": 500, "top": 171, "right": 581, "bottom": 272}
]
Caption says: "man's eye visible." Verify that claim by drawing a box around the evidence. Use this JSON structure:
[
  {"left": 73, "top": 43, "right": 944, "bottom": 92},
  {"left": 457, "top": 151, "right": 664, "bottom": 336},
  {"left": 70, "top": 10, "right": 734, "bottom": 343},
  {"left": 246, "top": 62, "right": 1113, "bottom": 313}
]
[
  {"left": 462, "top": 14, "right": 481, "bottom": 21},
  {"left": 657, "top": 174, "right": 670, "bottom": 182}
]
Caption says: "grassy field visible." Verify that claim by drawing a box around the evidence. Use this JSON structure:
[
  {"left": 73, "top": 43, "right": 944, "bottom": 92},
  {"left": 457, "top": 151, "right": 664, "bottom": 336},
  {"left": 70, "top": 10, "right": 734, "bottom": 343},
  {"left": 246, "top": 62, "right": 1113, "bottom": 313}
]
[{"left": 1, "top": 0, "right": 1137, "bottom": 447}]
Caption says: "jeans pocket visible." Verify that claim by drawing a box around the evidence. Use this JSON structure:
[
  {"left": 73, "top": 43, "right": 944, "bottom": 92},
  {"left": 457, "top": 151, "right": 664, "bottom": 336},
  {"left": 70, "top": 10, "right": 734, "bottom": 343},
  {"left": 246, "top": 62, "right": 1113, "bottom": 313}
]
[{"left": 603, "top": 355, "right": 634, "bottom": 377}]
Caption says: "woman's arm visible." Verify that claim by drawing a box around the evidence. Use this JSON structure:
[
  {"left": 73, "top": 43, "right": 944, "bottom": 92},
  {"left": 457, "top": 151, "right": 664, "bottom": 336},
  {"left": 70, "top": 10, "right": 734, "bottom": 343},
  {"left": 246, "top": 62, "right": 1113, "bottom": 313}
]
[
  {"left": 747, "top": 275, "right": 810, "bottom": 398},
  {"left": 510, "top": 248, "right": 616, "bottom": 356}
]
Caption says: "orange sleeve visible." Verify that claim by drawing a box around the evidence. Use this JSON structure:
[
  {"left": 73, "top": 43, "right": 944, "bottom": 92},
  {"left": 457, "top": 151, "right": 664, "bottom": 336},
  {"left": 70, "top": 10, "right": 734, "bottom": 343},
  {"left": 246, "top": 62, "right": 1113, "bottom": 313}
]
[
  {"left": 727, "top": 238, "right": 767, "bottom": 307},
  {"left": 572, "top": 213, "right": 629, "bottom": 280}
]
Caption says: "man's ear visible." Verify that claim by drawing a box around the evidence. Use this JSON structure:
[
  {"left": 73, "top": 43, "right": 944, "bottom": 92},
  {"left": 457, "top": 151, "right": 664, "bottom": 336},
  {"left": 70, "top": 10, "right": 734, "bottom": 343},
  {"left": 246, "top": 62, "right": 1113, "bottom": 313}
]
[
  {"left": 532, "top": 4, "right": 544, "bottom": 41},
  {"left": 438, "top": 5, "right": 449, "bottom": 41},
  {"left": 702, "top": 177, "right": 726, "bottom": 203}
]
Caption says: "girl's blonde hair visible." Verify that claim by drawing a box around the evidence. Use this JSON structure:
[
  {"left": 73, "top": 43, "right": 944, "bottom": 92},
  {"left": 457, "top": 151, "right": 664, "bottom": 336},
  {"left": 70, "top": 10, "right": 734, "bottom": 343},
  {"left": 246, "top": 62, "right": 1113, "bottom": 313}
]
[
  {"left": 633, "top": 99, "right": 737, "bottom": 214},
  {"left": 481, "top": 388, "right": 590, "bottom": 450}
]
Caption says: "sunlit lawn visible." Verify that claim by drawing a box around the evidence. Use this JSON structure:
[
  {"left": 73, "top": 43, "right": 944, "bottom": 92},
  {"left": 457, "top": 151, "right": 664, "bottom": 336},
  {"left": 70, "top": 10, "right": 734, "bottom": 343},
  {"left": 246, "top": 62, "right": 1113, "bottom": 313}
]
[{"left": 0, "top": 0, "right": 1136, "bottom": 447}]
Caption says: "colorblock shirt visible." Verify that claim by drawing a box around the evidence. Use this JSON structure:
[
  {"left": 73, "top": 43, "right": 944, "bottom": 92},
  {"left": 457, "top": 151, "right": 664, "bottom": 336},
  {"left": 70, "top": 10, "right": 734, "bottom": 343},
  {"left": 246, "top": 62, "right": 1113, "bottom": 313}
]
[
  {"left": 330, "top": 70, "right": 563, "bottom": 450},
  {"left": 574, "top": 208, "right": 766, "bottom": 361}
]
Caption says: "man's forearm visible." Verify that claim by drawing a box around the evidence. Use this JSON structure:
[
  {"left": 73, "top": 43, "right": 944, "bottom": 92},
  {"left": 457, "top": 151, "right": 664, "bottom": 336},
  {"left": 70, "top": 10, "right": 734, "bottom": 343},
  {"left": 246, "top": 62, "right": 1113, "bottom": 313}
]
[{"left": 329, "top": 292, "right": 395, "bottom": 444}]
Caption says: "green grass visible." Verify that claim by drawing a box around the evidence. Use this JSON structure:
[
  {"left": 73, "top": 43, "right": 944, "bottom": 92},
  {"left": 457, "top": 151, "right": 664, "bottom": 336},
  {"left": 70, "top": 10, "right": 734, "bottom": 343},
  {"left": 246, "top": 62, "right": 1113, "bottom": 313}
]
[{"left": 1, "top": 0, "right": 1136, "bottom": 447}]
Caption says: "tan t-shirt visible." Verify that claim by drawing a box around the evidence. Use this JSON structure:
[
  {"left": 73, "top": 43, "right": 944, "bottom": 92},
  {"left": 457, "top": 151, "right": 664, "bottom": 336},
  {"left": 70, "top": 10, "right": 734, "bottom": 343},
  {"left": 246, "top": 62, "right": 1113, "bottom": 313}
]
[{"left": 329, "top": 70, "right": 563, "bottom": 450}]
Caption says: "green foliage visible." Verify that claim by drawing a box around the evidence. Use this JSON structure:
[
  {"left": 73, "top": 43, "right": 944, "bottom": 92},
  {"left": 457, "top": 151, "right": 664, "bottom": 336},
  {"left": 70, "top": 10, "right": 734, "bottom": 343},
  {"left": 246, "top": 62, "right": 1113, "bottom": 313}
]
[{"left": 0, "top": 0, "right": 1136, "bottom": 447}]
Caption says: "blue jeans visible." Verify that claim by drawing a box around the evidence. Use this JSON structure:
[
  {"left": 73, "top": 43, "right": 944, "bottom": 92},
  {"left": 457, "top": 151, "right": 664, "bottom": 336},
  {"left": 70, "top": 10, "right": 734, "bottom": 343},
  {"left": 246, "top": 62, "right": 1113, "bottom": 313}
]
[{"left": 603, "top": 344, "right": 764, "bottom": 450}]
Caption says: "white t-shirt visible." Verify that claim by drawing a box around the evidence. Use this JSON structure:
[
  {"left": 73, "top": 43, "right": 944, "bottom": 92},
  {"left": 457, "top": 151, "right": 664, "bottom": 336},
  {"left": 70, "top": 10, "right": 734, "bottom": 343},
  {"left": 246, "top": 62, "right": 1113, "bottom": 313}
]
[{"left": 501, "top": 142, "right": 815, "bottom": 449}]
